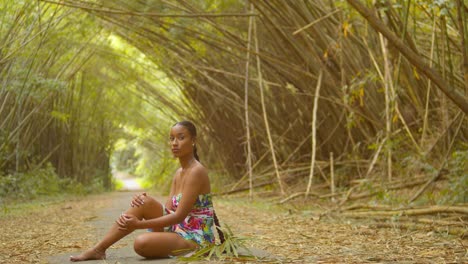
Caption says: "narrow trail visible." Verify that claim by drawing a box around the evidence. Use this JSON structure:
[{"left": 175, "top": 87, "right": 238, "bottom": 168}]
[
  {"left": 113, "top": 171, "right": 145, "bottom": 192},
  {"left": 0, "top": 183, "right": 466, "bottom": 263},
  {"left": 47, "top": 190, "right": 269, "bottom": 263},
  {"left": 48, "top": 192, "right": 175, "bottom": 264}
]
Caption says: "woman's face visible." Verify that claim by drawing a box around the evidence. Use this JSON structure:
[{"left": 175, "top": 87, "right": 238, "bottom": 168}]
[{"left": 169, "top": 124, "right": 194, "bottom": 158}]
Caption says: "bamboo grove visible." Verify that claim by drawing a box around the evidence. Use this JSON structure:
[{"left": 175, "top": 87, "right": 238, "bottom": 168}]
[{"left": 1, "top": 0, "right": 467, "bottom": 201}]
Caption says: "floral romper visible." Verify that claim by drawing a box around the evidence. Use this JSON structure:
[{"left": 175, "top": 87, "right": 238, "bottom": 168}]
[{"left": 165, "top": 193, "right": 215, "bottom": 246}]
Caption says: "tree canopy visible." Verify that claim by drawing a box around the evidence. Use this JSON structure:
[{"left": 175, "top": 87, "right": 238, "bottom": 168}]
[{"left": 0, "top": 0, "right": 466, "bottom": 202}]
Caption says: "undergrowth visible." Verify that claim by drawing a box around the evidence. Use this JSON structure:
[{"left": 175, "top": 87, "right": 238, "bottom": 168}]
[{"left": 0, "top": 163, "right": 109, "bottom": 214}]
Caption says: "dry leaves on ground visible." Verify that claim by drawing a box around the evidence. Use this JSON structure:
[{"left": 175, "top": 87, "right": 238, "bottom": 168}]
[
  {"left": 1, "top": 193, "right": 466, "bottom": 264},
  {"left": 0, "top": 194, "right": 113, "bottom": 264},
  {"left": 214, "top": 197, "right": 468, "bottom": 263}
]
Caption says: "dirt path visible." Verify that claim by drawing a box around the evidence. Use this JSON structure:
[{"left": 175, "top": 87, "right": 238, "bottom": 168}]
[
  {"left": 47, "top": 192, "right": 177, "bottom": 264},
  {"left": 0, "top": 191, "right": 466, "bottom": 263}
]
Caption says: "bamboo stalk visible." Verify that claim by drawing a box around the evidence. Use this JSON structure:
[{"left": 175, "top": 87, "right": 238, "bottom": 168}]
[
  {"left": 292, "top": 9, "right": 340, "bottom": 35},
  {"left": 440, "top": 16, "right": 449, "bottom": 150},
  {"left": 253, "top": 7, "right": 285, "bottom": 196},
  {"left": 345, "top": 0, "right": 468, "bottom": 114},
  {"left": 228, "top": 119, "right": 300, "bottom": 191},
  {"left": 39, "top": 0, "right": 257, "bottom": 18},
  {"left": 379, "top": 32, "right": 393, "bottom": 182},
  {"left": 410, "top": 113, "right": 465, "bottom": 203},
  {"left": 306, "top": 69, "right": 323, "bottom": 197},
  {"left": 456, "top": 0, "right": 468, "bottom": 93},
  {"left": 364, "top": 137, "right": 387, "bottom": 178},
  {"left": 244, "top": 2, "right": 254, "bottom": 200},
  {"left": 330, "top": 152, "right": 335, "bottom": 202},
  {"left": 421, "top": 15, "right": 437, "bottom": 147}
]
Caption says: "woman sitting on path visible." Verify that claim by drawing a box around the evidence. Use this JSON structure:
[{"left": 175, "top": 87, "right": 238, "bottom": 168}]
[{"left": 70, "top": 120, "right": 224, "bottom": 261}]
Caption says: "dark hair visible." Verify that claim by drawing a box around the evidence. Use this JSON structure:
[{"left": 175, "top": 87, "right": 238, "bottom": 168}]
[
  {"left": 173, "top": 120, "right": 225, "bottom": 244},
  {"left": 213, "top": 211, "right": 225, "bottom": 244},
  {"left": 173, "top": 120, "right": 200, "bottom": 162}
]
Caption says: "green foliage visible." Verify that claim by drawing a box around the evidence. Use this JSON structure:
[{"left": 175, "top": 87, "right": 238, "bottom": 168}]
[
  {"left": 440, "top": 150, "right": 468, "bottom": 204},
  {"left": 0, "top": 163, "right": 103, "bottom": 200},
  {"left": 400, "top": 154, "right": 437, "bottom": 178}
]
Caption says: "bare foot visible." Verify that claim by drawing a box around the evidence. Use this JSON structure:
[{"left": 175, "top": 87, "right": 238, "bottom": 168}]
[{"left": 69, "top": 247, "right": 106, "bottom": 262}]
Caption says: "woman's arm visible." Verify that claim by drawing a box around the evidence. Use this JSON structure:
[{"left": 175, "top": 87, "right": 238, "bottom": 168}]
[{"left": 130, "top": 166, "right": 207, "bottom": 230}]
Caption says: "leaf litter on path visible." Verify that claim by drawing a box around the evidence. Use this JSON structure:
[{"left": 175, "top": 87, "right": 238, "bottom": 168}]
[
  {"left": 1, "top": 192, "right": 466, "bottom": 263},
  {"left": 214, "top": 196, "right": 467, "bottom": 263}
]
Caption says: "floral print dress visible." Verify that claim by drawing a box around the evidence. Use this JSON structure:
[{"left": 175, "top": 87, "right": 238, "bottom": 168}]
[{"left": 165, "top": 193, "right": 215, "bottom": 246}]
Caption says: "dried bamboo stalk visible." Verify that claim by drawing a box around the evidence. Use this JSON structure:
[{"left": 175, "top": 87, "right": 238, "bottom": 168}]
[
  {"left": 244, "top": 3, "right": 254, "bottom": 200},
  {"left": 420, "top": 16, "right": 437, "bottom": 146},
  {"left": 342, "top": 205, "right": 468, "bottom": 217},
  {"left": 330, "top": 152, "right": 335, "bottom": 202},
  {"left": 39, "top": 0, "right": 256, "bottom": 18},
  {"left": 306, "top": 69, "right": 323, "bottom": 197},
  {"left": 456, "top": 0, "right": 468, "bottom": 92},
  {"left": 254, "top": 7, "right": 285, "bottom": 196},
  {"left": 379, "top": 32, "right": 393, "bottom": 182},
  {"left": 369, "top": 222, "right": 466, "bottom": 238},
  {"left": 345, "top": 0, "right": 468, "bottom": 114}
]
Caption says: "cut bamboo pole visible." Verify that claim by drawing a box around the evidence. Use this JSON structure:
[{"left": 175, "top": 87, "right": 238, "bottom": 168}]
[{"left": 306, "top": 69, "right": 323, "bottom": 197}]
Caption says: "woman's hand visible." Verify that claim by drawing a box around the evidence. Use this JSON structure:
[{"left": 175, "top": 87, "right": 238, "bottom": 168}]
[
  {"left": 130, "top": 192, "right": 147, "bottom": 207},
  {"left": 116, "top": 213, "right": 140, "bottom": 231}
]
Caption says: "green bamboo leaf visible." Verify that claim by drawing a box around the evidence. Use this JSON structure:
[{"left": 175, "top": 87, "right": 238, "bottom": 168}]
[{"left": 232, "top": 241, "right": 238, "bottom": 258}]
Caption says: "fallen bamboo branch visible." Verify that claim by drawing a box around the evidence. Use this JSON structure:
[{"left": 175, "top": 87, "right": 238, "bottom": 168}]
[
  {"left": 370, "top": 222, "right": 466, "bottom": 238},
  {"left": 279, "top": 174, "right": 443, "bottom": 204},
  {"left": 410, "top": 128, "right": 454, "bottom": 203},
  {"left": 416, "top": 218, "right": 467, "bottom": 227},
  {"left": 338, "top": 214, "right": 467, "bottom": 227},
  {"left": 341, "top": 205, "right": 468, "bottom": 217},
  {"left": 339, "top": 186, "right": 357, "bottom": 206},
  {"left": 278, "top": 191, "right": 320, "bottom": 204},
  {"left": 408, "top": 171, "right": 443, "bottom": 203},
  {"left": 341, "top": 203, "right": 395, "bottom": 211},
  {"left": 343, "top": 176, "right": 445, "bottom": 203}
]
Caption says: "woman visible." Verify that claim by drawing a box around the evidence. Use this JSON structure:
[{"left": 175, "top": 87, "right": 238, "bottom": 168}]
[{"left": 70, "top": 120, "right": 224, "bottom": 261}]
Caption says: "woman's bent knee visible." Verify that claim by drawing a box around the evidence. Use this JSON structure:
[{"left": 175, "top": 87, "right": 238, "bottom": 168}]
[
  {"left": 139, "top": 196, "right": 163, "bottom": 220},
  {"left": 133, "top": 235, "right": 150, "bottom": 257}
]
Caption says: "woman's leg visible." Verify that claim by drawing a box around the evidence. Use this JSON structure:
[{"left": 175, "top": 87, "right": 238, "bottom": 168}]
[
  {"left": 133, "top": 232, "right": 198, "bottom": 258},
  {"left": 70, "top": 195, "right": 164, "bottom": 262}
]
